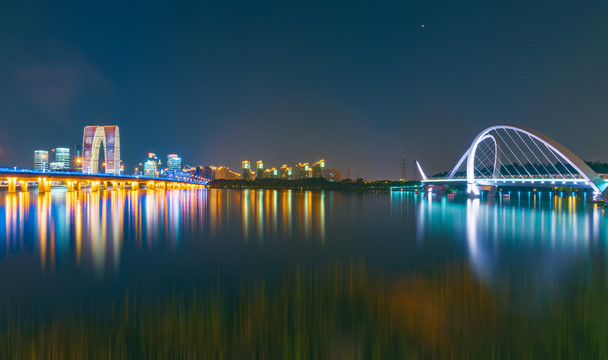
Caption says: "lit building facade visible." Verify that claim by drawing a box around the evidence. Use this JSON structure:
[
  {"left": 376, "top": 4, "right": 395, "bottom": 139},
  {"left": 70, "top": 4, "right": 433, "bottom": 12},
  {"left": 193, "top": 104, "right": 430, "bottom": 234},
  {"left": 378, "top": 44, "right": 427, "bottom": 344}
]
[
  {"left": 256, "top": 161, "right": 264, "bottom": 180},
  {"left": 55, "top": 147, "right": 70, "bottom": 170},
  {"left": 242, "top": 160, "right": 252, "bottom": 180},
  {"left": 167, "top": 154, "right": 182, "bottom": 171},
  {"left": 312, "top": 159, "right": 325, "bottom": 178},
  {"left": 143, "top": 153, "right": 159, "bottom": 177},
  {"left": 279, "top": 164, "right": 292, "bottom": 179},
  {"left": 34, "top": 150, "right": 49, "bottom": 171},
  {"left": 197, "top": 166, "right": 217, "bottom": 181},
  {"left": 264, "top": 168, "right": 278, "bottom": 179},
  {"left": 82, "top": 125, "right": 121, "bottom": 174},
  {"left": 295, "top": 163, "right": 309, "bottom": 179},
  {"left": 216, "top": 166, "right": 241, "bottom": 180}
]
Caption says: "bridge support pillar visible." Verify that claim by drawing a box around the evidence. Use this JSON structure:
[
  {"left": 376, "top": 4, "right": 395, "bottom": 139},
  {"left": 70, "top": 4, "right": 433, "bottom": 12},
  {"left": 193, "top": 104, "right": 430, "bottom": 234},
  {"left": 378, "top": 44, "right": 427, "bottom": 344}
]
[
  {"left": 90, "top": 181, "right": 99, "bottom": 192},
  {"left": 131, "top": 182, "right": 139, "bottom": 190},
  {"left": 102, "top": 181, "right": 108, "bottom": 191},
  {"left": 7, "top": 177, "right": 17, "bottom": 193},
  {"left": 66, "top": 181, "right": 75, "bottom": 192},
  {"left": 76, "top": 182, "right": 83, "bottom": 192},
  {"left": 119, "top": 182, "right": 125, "bottom": 190},
  {"left": 38, "top": 178, "right": 50, "bottom": 193},
  {"left": 147, "top": 181, "right": 155, "bottom": 190},
  {"left": 20, "top": 181, "right": 28, "bottom": 192}
]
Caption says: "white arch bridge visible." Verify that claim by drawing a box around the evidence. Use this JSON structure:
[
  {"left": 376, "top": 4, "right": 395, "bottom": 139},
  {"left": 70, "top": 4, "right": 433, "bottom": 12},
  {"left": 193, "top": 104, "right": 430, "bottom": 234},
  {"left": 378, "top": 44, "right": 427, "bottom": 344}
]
[{"left": 417, "top": 125, "right": 608, "bottom": 200}]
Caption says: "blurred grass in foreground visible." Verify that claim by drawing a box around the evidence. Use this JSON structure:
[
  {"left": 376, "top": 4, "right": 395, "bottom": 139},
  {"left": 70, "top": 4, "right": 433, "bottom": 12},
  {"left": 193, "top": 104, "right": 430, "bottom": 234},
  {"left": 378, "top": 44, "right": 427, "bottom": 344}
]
[{"left": 1, "top": 259, "right": 608, "bottom": 359}]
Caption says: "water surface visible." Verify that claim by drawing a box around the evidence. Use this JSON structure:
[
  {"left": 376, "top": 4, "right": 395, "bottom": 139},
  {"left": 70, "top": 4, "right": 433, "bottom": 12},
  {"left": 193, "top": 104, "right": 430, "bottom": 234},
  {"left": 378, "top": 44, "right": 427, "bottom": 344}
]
[{"left": 1, "top": 188, "right": 607, "bottom": 357}]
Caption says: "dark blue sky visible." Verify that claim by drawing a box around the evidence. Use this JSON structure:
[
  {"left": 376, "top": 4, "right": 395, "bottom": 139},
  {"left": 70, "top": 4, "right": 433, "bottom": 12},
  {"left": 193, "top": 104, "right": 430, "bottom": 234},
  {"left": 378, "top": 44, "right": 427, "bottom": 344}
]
[{"left": 0, "top": 1, "right": 606, "bottom": 179}]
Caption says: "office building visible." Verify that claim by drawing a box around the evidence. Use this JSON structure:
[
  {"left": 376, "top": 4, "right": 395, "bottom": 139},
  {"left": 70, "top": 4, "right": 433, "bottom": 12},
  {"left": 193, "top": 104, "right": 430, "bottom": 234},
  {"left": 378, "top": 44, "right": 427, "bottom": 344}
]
[
  {"left": 242, "top": 160, "right": 252, "bottom": 180},
  {"left": 256, "top": 161, "right": 264, "bottom": 180},
  {"left": 167, "top": 154, "right": 182, "bottom": 171},
  {"left": 143, "top": 153, "right": 159, "bottom": 177},
  {"left": 34, "top": 150, "right": 49, "bottom": 171},
  {"left": 55, "top": 147, "right": 70, "bottom": 170}
]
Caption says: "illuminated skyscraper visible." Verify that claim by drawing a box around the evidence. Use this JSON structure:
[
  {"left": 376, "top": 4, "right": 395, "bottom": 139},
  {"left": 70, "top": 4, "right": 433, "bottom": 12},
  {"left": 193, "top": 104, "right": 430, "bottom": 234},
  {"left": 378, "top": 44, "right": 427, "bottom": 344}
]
[
  {"left": 144, "top": 153, "right": 159, "bottom": 177},
  {"left": 256, "top": 161, "right": 264, "bottom": 180},
  {"left": 82, "top": 125, "right": 120, "bottom": 174},
  {"left": 56, "top": 147, "right": 70, "bottom": 170},
  {"left": 264, "top": 168, "right": 278, "bottom": 179},
  {"left": 167, "top": 154, "right": 182, "bottom": 171},
  {"left": 312, "top": 159, "right": 325, "bottom": 178},
  {"left": 242, "top": 160, "right": 252, "bottom": 180},
  {"left": 279, "top": 164, "right": 292, "bottom": 179},
  {"left": 34, "top": 150, "right": 49, "bottom": 171},
  {"left": 295, "top": 163, "right": 309, "bottom": 179}
]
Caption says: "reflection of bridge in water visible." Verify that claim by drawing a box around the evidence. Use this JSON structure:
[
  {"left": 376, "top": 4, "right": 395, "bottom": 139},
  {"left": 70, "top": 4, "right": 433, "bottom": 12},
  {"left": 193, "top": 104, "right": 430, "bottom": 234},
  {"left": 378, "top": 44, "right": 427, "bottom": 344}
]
[
  {"left": 0, "top": 168, "right": 207, "bottom": 193},
  {"left": 417, "top": 125, "right": 608, "bottom": 201}
]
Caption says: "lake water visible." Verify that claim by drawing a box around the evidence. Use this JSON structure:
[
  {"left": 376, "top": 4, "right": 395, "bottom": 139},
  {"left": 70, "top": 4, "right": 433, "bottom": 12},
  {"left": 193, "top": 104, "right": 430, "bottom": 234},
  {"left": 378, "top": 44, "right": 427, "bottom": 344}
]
[{"left": 1, "top": 188, "right": 607, "bottom": 357}]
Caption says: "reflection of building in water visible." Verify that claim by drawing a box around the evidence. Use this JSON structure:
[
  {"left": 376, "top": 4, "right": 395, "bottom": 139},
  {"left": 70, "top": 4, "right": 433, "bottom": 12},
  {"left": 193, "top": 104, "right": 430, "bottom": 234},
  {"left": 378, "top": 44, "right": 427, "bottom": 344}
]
[
  {"left": 393, "top": 192, "right": 605, "bottom": 283},
  {"left": 239, "top": 189, "right": 326, "bottom": 243}
]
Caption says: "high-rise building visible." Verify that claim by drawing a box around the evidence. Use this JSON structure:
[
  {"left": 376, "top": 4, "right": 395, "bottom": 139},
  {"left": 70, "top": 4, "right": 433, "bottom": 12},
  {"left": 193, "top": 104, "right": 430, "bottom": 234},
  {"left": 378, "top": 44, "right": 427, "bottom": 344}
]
[
  {"left": 55, "top": 147, "right": 70, "bottom": 170},
  {"left": 34, "top": 150, "right": 49, "bottom": 171},
  {"left": 295, "top": 163, "right": 309, "bottom": 179},
  {"left": 82, "top": 125, "right": 120, "bottom": 174},
  {"left": 264, "top": 168, "right": 278, "bottom": 179},
  {"left": 256, "top": 161, "right": 264, "bottom": 180},
  {"left": 197, "top": 166, "right": 217, "bottom": 181},
  {"left": 216, "top": 166, "right": 241, "bottom": 180},
  {"left": 50, "top": 162, "right": 63, "bottom": 170},
  {"left": 279, "top": 164, "right": 292, "bottom": 179},
  {"left": 143, "top": 160, "right": 157, "bottom": 177},
  {"left": 324, "top": 169, "right": 341, "bottom": 182},
  {"left": 143, "top": 153, "right": 159, "bottom": 177},
  {"left": 242, "top": 160, "right": 252, "bottom": 180},
  {"left": 167, "top": 154, "right": 182, "bottom": 171},
  {"left": 312, "top": 159, "right": 325, "bottom": 178}
]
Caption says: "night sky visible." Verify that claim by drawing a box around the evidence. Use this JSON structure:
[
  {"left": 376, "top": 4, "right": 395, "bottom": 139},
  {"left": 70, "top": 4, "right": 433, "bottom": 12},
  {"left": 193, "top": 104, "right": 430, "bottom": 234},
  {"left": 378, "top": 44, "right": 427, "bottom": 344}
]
[{"left": 0, "top": 1, "right": 606, "bottom": 179}]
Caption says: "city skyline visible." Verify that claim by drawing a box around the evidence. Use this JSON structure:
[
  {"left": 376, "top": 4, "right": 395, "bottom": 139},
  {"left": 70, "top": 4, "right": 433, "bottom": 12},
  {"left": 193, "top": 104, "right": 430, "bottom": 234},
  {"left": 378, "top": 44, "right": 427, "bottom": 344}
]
[{"left": 0, "top": 1, "right": 606, "bottom": 179}]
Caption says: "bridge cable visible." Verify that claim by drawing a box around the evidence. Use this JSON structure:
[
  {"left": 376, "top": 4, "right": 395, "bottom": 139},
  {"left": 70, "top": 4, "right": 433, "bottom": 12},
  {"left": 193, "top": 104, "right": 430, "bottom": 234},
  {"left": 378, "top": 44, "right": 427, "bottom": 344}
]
[
  {"left": 503, "top": 129, "right": 540, "bottom": 178},
  {"left": 474, "top": 140, "right": 498, "bottom": 179},
  {"left": 517, "top": 132, "right": 555, "bottom": 179},
  {"left": 494, "top": 130, "right": 528, "bottom": 179},
  {"left": 479, "top": 134, "right": 518, "bottom": 180},
  {"left": 544, "top": 144, "right": 577, "bottom": 179},
  {"left": 526, "top": 133, "right": 566, "bottom": 179},
  {"left": 508, "top": 129, "right": 547, "bottom": 178}
]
